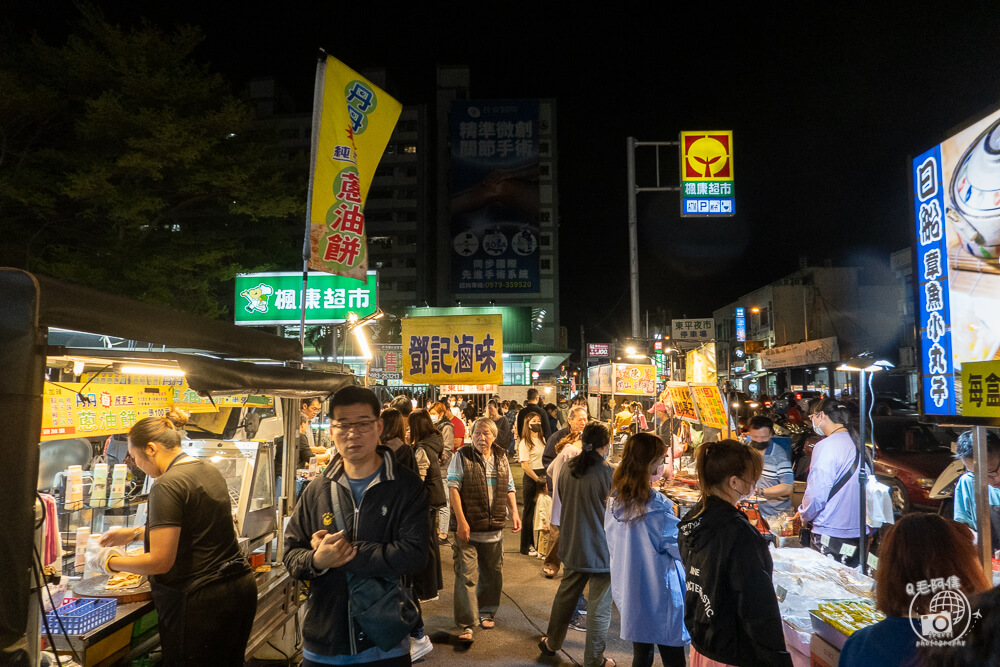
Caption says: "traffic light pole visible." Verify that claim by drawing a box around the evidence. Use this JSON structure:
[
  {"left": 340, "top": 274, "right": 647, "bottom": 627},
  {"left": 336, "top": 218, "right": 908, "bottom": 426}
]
[{"left": 626, "top": 137, "right": 679, "bottom": 338}]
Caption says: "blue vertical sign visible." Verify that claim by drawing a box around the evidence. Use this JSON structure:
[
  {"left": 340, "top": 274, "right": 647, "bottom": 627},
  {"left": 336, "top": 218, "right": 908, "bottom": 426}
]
[
  {"left": 735, "top": 307, "right": 746, "bottom": 342},
  {"left": 913, "top": 147, "right": 955, "bottom": 415}
]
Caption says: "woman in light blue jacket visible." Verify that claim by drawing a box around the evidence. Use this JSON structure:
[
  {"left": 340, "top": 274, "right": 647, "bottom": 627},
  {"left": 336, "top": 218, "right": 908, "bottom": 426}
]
[{"left": 605, "top": 432, "right": 689, "bottom": 667}]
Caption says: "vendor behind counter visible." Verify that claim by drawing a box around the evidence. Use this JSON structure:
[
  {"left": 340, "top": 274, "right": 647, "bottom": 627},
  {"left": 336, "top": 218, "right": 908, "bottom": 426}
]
[{"left": 89, "top": 413, "right": 256, "bottom": 666}]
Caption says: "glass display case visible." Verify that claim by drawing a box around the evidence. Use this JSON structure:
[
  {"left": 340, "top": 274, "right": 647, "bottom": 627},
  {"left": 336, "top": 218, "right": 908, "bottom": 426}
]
[{"left": 179, "top": 440, "right": 277, "bottom": 540}]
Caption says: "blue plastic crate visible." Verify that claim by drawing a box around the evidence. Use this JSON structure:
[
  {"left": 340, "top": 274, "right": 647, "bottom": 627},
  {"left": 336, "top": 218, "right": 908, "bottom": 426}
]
[{"left": 43, "top": 597, "right": 117, "bottom": 635}]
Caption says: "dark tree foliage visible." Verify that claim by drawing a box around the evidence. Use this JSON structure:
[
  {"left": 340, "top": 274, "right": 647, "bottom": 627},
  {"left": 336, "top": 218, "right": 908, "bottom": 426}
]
[{"left": 0, "top": 5, "right": 306, "bottom": 318}]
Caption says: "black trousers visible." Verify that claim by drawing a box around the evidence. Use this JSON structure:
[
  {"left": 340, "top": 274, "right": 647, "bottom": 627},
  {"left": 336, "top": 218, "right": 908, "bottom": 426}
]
[
  {"left": 632, "top": 642, "right": 686, "bottom": 667},
  {"left": 520, "top": 470, "right": 545, "bottom": 553},
  {"left": 153, "top": 570, "right": 257, "bottom": 666},
  {"left": 413, "top": 508, "right": 442, "bottom": 599}
]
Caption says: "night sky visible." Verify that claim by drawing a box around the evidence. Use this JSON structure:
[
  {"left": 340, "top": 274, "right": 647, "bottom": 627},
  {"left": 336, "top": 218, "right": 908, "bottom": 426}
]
[{"left": 8, "top": 2, "right": 1000, "bottom": 349}]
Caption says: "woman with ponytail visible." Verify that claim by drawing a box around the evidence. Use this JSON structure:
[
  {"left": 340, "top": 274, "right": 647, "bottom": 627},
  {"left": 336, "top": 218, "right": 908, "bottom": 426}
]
[
  {"left": 798, "top": 398, "right": 871, "bottom": 567},
  {"left": 90, "top": 410, "right": 256, "bottom": 665},
  {"left": 605, "top": 433, "right": 689, "bottom": 667},
  {"left": 678, "top": 439, "right": 791, "bottom": 667},
  {"left": 539, "top": 421, "right": 617, "bottom": 667}
]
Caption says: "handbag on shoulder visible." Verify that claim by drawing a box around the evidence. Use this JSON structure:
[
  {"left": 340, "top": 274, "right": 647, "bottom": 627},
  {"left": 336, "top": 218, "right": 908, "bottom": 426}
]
[{"left": 330, "top": 482, "right": 420, "bottom": 650}]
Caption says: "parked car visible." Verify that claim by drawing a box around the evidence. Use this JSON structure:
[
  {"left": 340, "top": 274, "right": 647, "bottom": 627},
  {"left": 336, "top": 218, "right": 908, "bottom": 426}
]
[
  {"left": 868, "top": 416, "right": 957, "bottom": 514},
  {"left": 872, "top": 394, "right": 919, "bottom": 417}
]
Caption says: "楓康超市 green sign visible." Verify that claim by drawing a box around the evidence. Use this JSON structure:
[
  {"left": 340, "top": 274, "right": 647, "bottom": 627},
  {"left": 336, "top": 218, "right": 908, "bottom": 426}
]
[{"left": 234, "top": 271, "right": 377, "bottom": 325}]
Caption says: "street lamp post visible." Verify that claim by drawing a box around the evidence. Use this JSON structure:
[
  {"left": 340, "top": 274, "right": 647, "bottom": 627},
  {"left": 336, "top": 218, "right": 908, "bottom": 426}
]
[
  {"left": 836, "top": 356, "right": 893, "bottom": 575},
  {"left": 346, "top": 309, "right": 383, "bottom": 388}
]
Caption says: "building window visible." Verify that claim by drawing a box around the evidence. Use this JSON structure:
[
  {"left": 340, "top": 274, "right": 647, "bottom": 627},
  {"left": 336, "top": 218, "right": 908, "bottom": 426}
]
[{"left": 402, "top": 144, "right": 417, "bottom": 154}]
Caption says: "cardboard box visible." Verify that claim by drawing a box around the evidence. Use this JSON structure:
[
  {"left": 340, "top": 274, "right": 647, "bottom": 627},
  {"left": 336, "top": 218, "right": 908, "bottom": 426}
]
[{"left": 809, "top": 634, "right": 840, "bottom": 667}]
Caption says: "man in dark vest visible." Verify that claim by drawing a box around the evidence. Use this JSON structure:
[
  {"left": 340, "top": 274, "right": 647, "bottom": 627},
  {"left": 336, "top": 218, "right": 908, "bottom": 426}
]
[{"left": 447, "top": 417, "right": 522, "bottom": 644}]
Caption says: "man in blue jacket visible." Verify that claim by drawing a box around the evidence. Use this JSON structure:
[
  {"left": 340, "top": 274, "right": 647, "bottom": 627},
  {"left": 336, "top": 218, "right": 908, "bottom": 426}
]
[{"left": 284, "top": 386, "right": 428, "bottom": 666}]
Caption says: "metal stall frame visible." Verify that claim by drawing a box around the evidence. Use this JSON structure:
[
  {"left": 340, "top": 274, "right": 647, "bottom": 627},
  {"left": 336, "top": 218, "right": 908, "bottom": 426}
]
[{"left": 0, "top": 269, "right": 354, "bottom": 663}]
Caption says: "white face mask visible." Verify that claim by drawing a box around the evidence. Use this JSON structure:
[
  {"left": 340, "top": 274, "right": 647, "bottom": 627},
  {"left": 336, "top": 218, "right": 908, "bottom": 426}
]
[
  {"left": 650, "top": 463, "right": 666, "bottom": 483},
  {"left": 812, "top": 417, "right": 824, "bottom": 436}
]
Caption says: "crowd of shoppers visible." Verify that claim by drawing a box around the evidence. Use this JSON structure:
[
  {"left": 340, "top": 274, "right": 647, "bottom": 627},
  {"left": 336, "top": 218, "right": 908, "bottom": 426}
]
[{"left": 278, "top": 385, "right": 1000, "bottom": 667}]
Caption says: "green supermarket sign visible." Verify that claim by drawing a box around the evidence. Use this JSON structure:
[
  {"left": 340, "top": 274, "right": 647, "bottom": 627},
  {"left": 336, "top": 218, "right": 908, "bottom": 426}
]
[{"left": 234, "top": 271, "right": 377, "bottom": 326}]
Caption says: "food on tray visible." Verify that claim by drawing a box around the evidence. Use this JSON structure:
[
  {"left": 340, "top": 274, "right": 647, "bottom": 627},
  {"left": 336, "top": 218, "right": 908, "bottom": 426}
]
[
  {"left": 812, "top": 600, "right": 884, "bottom": 636},
  {"left": 105, "top": 572, "right": 143, "bottom": 590}
]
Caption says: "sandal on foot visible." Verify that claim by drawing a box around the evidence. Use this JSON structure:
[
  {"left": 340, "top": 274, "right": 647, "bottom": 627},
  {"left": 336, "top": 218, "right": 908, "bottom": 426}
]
[
  {"left": 479, "top": 617, "right": 495, "bottom": 629},
  {"left": 538, "top": 637, "right": 557, "bottom": 656},
  {"left": 458, "top": 629, "right": 474, "bottom": 643}
]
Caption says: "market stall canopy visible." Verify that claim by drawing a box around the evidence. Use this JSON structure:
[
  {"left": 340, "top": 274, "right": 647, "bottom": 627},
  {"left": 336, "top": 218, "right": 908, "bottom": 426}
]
[
  {"left": 30, "top": 272, "right": 303, "bottom": 361},
  {"left": 177, "top": 354, "right": 354, "bottom": 399}
]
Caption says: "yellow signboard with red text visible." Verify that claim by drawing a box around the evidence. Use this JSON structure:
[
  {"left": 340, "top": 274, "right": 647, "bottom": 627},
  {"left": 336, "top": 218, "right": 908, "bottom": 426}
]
[
  {"left": 41, "top": 382, "right": 171, "bottom": 441},
  {"left": 689, "top": 383, "right": 728, "bottom": 430},
  {"left": 42, "top": 374, "right": 274, "bottom": 441}
]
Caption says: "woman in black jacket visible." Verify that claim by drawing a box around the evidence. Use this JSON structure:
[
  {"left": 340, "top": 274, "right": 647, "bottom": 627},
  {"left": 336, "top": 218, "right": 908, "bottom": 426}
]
[
  {"left": 409, "top": 409, "right": 447, "bottom": 601},
  {"left": 677, "top": 439, "right": 792, "bottom": 667}
]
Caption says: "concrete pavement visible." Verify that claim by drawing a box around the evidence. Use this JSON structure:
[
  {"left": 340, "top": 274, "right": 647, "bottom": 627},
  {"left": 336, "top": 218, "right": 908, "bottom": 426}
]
[{"left": 412, "top": 459, "right": 672, "bottom": 667}]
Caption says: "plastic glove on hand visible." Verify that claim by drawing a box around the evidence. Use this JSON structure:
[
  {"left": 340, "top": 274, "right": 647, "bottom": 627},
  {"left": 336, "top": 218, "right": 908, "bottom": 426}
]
[{"left": 85, "top": 544, "right": 124, "bottom": 577}]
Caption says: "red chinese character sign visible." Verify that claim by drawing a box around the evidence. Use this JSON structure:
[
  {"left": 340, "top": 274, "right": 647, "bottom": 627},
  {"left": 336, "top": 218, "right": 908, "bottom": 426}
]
[
  {"left": 402, "top": 315, "right": 503, "bottom": 385},
  {"left": 41, "top": 383, "right": 171, "bottom": 441},
  {"left": 613, "top": 364, "right": 657, "bottom": 395},
  {"left": 370, "top": 344, "right": 403, "bottom": 381},
  {"left": 307, "top": 55, "right": 401, "bottom": 281}
]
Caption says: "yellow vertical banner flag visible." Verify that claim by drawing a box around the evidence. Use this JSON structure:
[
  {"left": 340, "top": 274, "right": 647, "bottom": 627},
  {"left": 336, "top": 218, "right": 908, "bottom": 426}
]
[{"left": 307, "top": 55, "right": 402, "bottom": 280}]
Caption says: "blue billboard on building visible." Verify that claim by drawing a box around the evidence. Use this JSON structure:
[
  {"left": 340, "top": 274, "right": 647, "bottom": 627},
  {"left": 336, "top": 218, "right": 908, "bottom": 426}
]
[
  {"left": 450, "top": 100, "right": 540, "bottom": 294},
  {"left": 913, "top": 104, "right": 1000, "bottom": 421}
]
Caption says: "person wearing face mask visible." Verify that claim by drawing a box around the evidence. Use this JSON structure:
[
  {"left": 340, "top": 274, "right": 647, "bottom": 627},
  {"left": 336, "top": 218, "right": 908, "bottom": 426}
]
[
  {"left": 678, "top": 439, "right": 792, "bottom": 667},
  {"left": 798, "top": 398, "right": 871, "bottom": 568},
  {"left": 744, "top": 416, "right": 794, "bottom": 519},
  {"left": 605, "top": 433, "right": 689, "bottom": 667},
  {"left": 518, "top": 411, "right": 549, "bottom": 556}
]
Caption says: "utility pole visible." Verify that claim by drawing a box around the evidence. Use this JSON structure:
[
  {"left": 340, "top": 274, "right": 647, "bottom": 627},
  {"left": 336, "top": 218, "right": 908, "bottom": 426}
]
[{"left": 626, "top": 137, "right": 679, "bottom": 339}]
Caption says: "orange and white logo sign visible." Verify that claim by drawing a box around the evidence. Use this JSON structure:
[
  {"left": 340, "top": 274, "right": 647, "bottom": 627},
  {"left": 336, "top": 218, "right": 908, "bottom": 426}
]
[{"left": 681, "top": 131, "right": 734, "bottom": 181}]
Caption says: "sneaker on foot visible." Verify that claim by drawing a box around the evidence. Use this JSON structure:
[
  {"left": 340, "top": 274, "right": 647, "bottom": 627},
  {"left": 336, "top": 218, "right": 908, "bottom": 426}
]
[
  {"left": 568, "top": 618, "right": 587, "bottom": 632},
  {"left": 527, "top": 546, "right": 539, "bottom": 557},
  {"left": 418, "top": 595, "right": 439, "bottom": 603},
  {"left": 411, "top": 635, "right": 433, "bottom": 661}
]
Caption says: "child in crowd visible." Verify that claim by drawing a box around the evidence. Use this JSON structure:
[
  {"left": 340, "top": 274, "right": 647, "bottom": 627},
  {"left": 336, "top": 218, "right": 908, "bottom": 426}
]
[{"left": 534, "top": 479, "right": 553, "bottom": 558}]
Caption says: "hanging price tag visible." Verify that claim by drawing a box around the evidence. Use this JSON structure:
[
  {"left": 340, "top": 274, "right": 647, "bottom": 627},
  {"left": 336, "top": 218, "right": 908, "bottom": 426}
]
[
  {"left": 839, "top": 543, "right": 858, "bottom": 557},
  {"left": 820, "top": 534, "right": 831, "bottom": 547},
  {"left": 867, "top": 552, "right": 879, "bottom": 570},
  {"left": 776, "top": 585, "right": 788, "bottom": 603}
]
